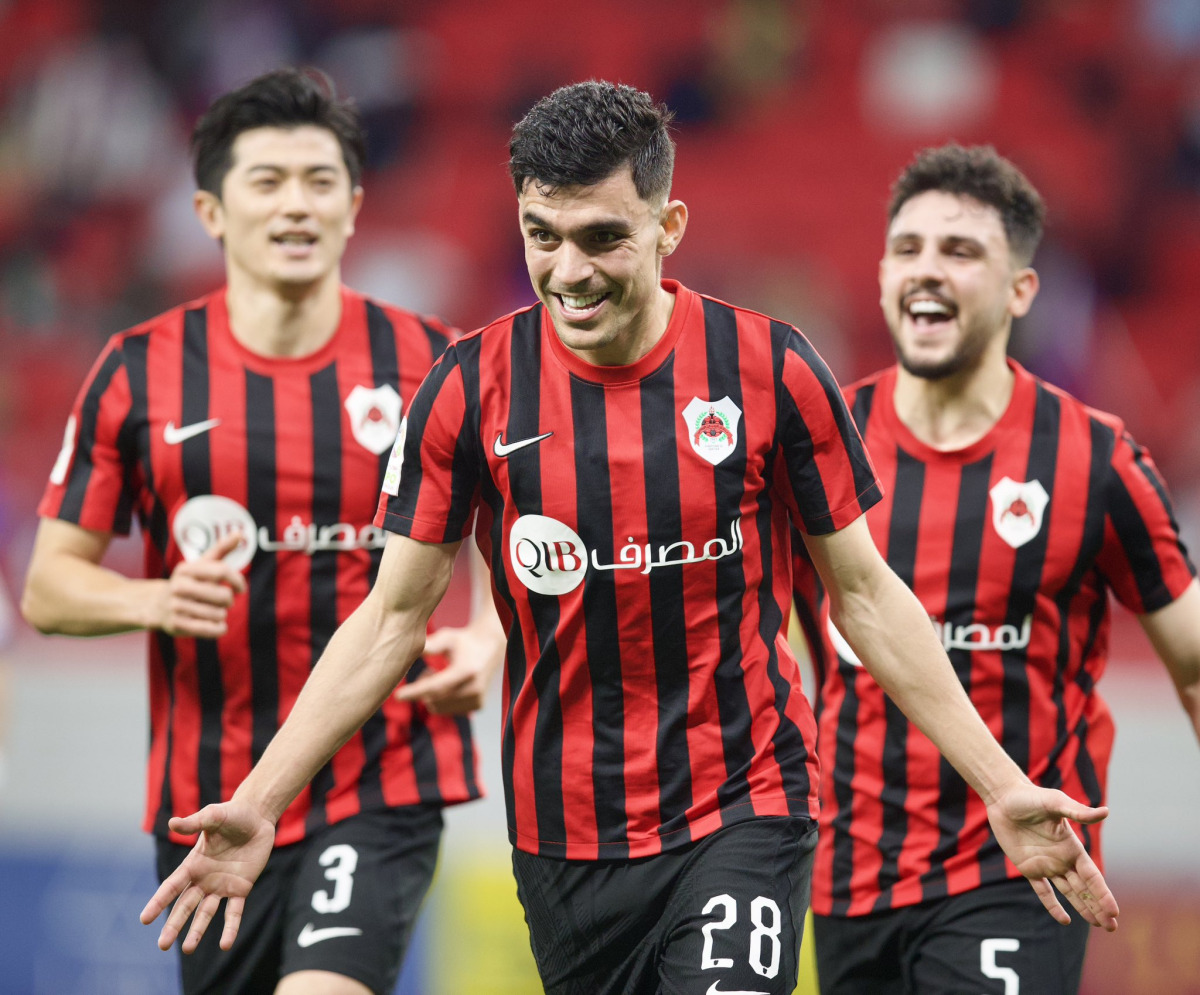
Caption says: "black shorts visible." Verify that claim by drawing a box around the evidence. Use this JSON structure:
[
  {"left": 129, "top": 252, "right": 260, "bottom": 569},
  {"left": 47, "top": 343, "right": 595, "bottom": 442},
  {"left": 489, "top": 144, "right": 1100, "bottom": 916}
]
[
  {"left": 512, "top": 815, "right": 818, "bottom": 995},
  {"left": 813, "top": 877, "right": 1090, "bottom": 995},
  {"left": 154, "top": 805, "right": 443, "bottom": 995}
]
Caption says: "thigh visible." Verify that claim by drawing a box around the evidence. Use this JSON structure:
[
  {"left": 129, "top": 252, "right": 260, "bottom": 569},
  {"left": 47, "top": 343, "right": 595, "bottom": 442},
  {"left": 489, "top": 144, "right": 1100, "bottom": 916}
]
[
  {"left": 657, "top": 816, "right": 818, "bottom": 995},
  {"left": 812, "top": 911, "right": 906, "bottom": 995},
  {"left": 910, "top": 879, "right": 1090, "bottom": 995},
  {"left": 512, "top": 846, "right": 679, "bottom": 995},
  {"left": 155, "top": 838, "right": 295, "bottom": 995},
  {"left": 279, "top": 805, "right": 444, "bottom": 995}
]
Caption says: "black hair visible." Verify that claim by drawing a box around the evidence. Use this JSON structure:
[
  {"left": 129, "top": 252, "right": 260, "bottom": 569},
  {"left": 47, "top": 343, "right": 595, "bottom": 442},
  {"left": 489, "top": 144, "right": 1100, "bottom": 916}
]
[
  {"left": 888, "top": 143, "right": 1045, "bottom": 264},
  {"left": 509, "top": 80, "right": 675, "bottom": 202},
  {"left": 191, "top": 67, "right": 366, "bottom": 197}
]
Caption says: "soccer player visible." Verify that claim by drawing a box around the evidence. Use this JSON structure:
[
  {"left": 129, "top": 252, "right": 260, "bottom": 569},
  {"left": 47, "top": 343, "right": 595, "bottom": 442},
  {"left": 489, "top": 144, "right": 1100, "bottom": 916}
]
[
  {"left": 795, "top": 143, "right": 1200, "bottom": 994},
  {"left": 139, "top": 84, "right": 1119, "bottom": 995},
  {"left": 21, "top": 68, "right": 503, "bottom": 995}
]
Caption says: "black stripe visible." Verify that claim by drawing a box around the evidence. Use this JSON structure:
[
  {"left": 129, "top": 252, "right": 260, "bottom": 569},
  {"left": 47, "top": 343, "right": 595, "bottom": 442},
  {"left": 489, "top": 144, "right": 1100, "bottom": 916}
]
[
  {"left": 641, "top": 356, "right": 694, "bottom": 839},
  {"left": 305, "top": 362, "right": 343, "bottom": 831},
  {"left": 702, "top": 299, "right": 756, "bottom": 822},
  {"left": 849, "top": 384, "right": 876, "bottom": 438},
  {"left": 366, "top": 300, "right": 401, "bottom": 485},
  {"left": 419, "top": 318, "right": 450, "bottom": 362},
  {"left": 181, "top": 309, "right": 224, "bottom": 808},
  {"left": 572, "top": 372, "right": 628, "bottom": 853},
  {"left": 245, "top": 370, "right": 280, "bottom": 763},
  {"left": 504, "top": 308, "right": 568, "bottom": 855},
  {"left": 920, "top": 453, "right": 993, "bottom": 902},
  {"left": 58, "top": 349, "right": 123, "bottom": 524},
  {"left": 978, "top": 386, "right": 1061, "bottom": 883},
  {"left": 826, "top": 662, "right": 861, "bottom": 915},
  {"left": 872, "top": 448, "right": 923, "bottom": 908}
]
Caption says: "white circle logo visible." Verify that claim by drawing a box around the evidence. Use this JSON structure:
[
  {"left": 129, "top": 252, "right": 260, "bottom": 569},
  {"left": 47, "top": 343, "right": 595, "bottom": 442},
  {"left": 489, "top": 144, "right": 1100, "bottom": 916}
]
[
  {"left": 508, "top": 514, "right": 587, "bottom": 595},
  {"left": 172, "top": 495, "right": 258, "bottom": 571}
]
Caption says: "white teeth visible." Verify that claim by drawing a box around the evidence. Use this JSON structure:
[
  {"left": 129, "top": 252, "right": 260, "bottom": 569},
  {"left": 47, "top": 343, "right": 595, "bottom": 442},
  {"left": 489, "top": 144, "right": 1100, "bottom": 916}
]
[
  {"left": 561, "top": 293, "right": 605, "bottom": 309},
  {"left": 908, "top": 299, "right": 952, "bottom": 317}
]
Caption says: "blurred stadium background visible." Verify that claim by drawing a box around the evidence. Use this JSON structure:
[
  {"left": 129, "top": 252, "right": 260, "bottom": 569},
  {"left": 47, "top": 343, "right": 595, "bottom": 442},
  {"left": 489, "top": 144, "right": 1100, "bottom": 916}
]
[{"left": 1, "top": 1, "right": 1199, "bottom": 992}]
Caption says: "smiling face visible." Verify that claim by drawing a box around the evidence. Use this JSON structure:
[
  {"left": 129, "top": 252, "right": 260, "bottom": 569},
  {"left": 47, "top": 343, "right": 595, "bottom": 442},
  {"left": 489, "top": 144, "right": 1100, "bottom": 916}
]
[
  {"left": 194, "top": 125, "right": 362, "bottom": 296},
  {"left": 880, "top": 189, "right": 1037, "bottom": 381},
  {"left": 519, "top": 166, "right": 687, "bottom": 366}
]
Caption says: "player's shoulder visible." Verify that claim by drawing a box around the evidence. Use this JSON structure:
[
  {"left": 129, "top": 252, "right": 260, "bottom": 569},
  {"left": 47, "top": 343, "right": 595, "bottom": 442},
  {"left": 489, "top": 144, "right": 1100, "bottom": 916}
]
[
  {"left": 448, "top": 300, "right": 543, "bottom": 350},
  {"left": 348, "top": 288, "right": 460, "bottom": 344},
  {"left": 690, "top": 285, "right": 798, "bottom": 334},
  {"left": 1020, "top": 363, "right": 1127, "bottom": 438},
  {"left": 840, "top": 367, "right": 892, "bottom": 406},
  {"left": 106, "top": 291, "right": 218, "bottom": 353}
]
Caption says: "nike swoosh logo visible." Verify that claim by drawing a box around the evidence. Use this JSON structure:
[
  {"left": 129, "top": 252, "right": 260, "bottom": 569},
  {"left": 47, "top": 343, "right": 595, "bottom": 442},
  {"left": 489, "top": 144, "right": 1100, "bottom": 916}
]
[
  {"left": 296, "top": 923, "right": 364, "bottom": 947},
  {"left": 705, "top": 984, "right": 769, "bottom": 995},
  {"left": 493, "top": 431, "right": 553, "bottom": 457},
  {"left": 164, "top": 418, "right": 222, "bottom": 445}
]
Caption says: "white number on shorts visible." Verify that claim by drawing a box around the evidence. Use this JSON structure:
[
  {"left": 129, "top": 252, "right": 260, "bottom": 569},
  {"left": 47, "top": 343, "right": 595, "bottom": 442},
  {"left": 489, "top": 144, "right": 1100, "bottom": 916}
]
[
  {"left": 699, "top": 894, "right": 783, "bottom": 979},
  {"left": 749, "top": 896, "right": 782, "bottom": 978},
  {"left": 311, "top": 843, "right": 359, "bottom": 914},
  {"left": 700, "top": 894, "right": 737, "bottom": 969},
  {"left": 980, "top": 937, "right": 1021, "bottom": 995}
]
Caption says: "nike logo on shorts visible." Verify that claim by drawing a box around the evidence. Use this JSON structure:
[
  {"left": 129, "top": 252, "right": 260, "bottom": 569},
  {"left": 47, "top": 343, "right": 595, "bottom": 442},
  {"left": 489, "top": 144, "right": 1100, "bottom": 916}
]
[
  {"left": 296, "top": 923, "right": 364, "bottom": 947},
  {"left": 163, "top": 418, "right": 222, "bottom": 445},
  {"left": 493, "top": 431, "right": 553, "bottom": 457},
  {"left": 705, "top": 983, "right": 769, "bottom": 995}
]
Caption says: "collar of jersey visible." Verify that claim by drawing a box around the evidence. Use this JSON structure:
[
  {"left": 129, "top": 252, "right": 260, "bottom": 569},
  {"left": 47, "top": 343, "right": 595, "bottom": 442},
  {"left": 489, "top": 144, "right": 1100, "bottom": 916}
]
[
  {"left": 209, "top": 285, "right": 355, "bottom": 375},
  {"left": 541, "top": 279, "right": 693, "bottom": 385},
  {"left": 879, "top": 357, "right": 1037, "bottom": 464}
]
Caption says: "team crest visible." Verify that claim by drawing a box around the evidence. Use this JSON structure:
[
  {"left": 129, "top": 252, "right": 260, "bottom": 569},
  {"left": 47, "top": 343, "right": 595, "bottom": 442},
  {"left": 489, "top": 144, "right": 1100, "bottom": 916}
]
[
  {"left": 345, "top": 384, "right": 402, "bottom": 455},
  {"left": 682, "top": 397, "right": 742, "bottom": 466},
  {"left": 989, "top": 476, "right": 1049, "bottom": 549}
]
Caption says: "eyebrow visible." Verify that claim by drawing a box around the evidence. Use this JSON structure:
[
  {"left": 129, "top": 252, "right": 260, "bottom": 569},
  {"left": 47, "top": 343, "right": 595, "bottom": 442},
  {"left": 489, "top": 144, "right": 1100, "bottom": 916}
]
[
  {"left": 521, "top": 209, "right": 633, "bottom": 234},
  {"left": 245, "top": 163, "right": 340, "bottom": 175},
  {"left": 888, "top": 231, "right": 987, "bottom": 252}
]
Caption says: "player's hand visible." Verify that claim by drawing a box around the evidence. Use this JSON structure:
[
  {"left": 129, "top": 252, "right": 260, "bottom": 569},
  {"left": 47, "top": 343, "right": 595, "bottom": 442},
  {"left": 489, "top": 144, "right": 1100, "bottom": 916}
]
[
  {"left": 393, "top": 621, "right": 505, "bottom": 715},
  {"left": 140, "top": 799, "right": 275, "bottom": 953},
  {"left": 986, "top": 782, "right": 1119, "bottom": 931},
  {"left": 156, "top": 533, "right": 248, "bottom": 639}
]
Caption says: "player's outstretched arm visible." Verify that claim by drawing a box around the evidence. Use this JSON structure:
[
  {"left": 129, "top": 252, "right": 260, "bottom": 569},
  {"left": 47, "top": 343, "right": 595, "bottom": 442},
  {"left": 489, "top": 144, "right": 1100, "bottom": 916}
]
[
  {"left": 394, "top": 538, "right": 505, "bottom": 715},
  {"left": 22, "top": 518, "right": 245, "bottom": 638},
  {"left": 803, "top": 517, "right": 1119, "bottom": 931},
  {"left": 141, "top": 533, "right": 460, "bottom": 952},
  {"left": 1139, "top": 578, "right": 1200, "bottom": 744}
]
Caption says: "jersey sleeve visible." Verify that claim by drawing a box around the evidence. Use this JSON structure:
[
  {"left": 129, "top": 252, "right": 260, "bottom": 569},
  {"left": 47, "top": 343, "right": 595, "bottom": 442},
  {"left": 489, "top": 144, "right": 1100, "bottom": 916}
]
[
  {"left": 36, "top": 336, "right": 138, "bottom": 535},
  {"left": 375, "top": 342, "right": 480, "bottom": 544},
  {"left": 1096, "top": 428, "right": 1196, "bottom": 614},
  {"left": 776, "top": 327, "right": 882, "bottom": 535}
]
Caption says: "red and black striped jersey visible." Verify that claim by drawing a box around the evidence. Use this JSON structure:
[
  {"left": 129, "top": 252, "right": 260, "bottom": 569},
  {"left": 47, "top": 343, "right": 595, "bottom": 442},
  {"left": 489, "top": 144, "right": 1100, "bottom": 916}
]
[
  {"left": 38, "top": 286, "right": 481, "bottom": 847},
  {"left": 795, "top": 360, "right": 1195, "bottom": 916},
  {"left": 376, "top": 280, "right": 881, "bottom": 860}
]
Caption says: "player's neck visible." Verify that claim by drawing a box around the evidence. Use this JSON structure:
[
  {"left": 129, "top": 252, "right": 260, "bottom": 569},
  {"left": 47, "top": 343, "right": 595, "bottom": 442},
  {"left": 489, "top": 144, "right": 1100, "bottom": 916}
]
[
  {"left": 893, "top": 353, "right": 1015, "bottom": 452},
  {"left": 224, "top": 271, "right": 343, "bottom": 358}
]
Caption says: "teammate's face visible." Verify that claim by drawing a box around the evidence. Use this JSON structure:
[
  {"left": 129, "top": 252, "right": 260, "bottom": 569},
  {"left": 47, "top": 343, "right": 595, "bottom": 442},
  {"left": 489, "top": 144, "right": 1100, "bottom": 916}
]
[
  {"left": 194, "top": 125, "right": 362, "bottom": 295},
  {"left": 879, "top": 190, "right": 1037, "bottom": 380},
  {"left": 519, "top": 167, "right": 687, "bottom": 366}
]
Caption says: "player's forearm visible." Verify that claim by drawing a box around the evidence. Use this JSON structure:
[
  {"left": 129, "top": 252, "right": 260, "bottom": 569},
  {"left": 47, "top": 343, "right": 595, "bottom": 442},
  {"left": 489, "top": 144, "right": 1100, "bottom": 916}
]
[
  {"left": 21, "top": 552, "right": 165, "bottom": 636},
  {"left": 232, "top": 588, "right": 428, "bottom": 823},
  {"left": 833, "top": 568, "right": 1030, "bottom": 806}
]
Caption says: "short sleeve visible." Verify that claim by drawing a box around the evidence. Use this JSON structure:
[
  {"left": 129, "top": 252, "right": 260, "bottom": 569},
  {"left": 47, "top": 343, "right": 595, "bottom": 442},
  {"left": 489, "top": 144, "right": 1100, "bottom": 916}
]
[
  {"left": 37, "top": 337, "right": 137, "bottom": 535},
  {"left": 776, "top": 326, "right": 882, "bottom": 535},
  {"left": 1096, "top": 429, "right": 1196, "bottom": 614},
  {"left": 375, "top": 342, "right": 481, "bottom": 544}
]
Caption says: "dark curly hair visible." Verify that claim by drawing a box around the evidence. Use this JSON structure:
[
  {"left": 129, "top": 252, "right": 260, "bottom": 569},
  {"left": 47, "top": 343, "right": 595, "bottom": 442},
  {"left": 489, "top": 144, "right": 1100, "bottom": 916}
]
[
  {"left": 191, "top": 67, "right": 367, "bottom": 197},
  {"left": 888, "top": 144, "right": 1045, "bottom": 264},
  {"left": 509, "top": 80, "right": 675, "bottom": 202}
]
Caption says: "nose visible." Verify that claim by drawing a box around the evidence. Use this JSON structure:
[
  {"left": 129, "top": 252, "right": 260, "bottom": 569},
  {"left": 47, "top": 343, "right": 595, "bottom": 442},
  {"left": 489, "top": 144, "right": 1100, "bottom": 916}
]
[
  {"left": 911, "top": 243, "right": 947, "bottom": 284},
  {"left": 552, "top": 240, "right": 595, "bottom": 288},
  {"left": 279, "top": 177, "right": 312, "bottom": 218}
]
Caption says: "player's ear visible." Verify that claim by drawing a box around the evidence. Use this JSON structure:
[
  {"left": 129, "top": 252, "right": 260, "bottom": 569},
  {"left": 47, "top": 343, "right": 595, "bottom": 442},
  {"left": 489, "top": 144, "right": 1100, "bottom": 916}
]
[
  {"left": 657, "top": 199, "right": 688, "bottom": 257},
  {"left": 346, "top": 185, "right": 364, "bottom": 238},
  {"left": 194, "top": 190, "right": 225, "bottom": 242},
  {"left": 1009, "top": 266, "right": 1039, "bottom": 319}
]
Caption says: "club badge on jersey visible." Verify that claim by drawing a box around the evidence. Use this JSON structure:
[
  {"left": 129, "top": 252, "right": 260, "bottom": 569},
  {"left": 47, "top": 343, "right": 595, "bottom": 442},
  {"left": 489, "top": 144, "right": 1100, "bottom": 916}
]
[
  {"left": 989, "top": 477, "right": 1050, "bottom": 549},
  {"left": 682, "top": 396, "right": 742, "bottom": 466},
  {"left": 345, "top": 383, "right": 402, "bottom": 455}
]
